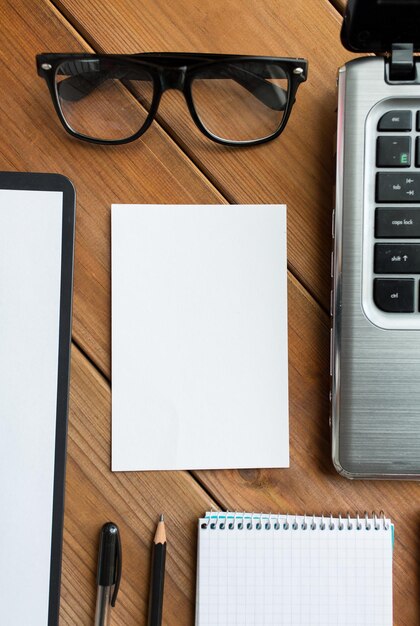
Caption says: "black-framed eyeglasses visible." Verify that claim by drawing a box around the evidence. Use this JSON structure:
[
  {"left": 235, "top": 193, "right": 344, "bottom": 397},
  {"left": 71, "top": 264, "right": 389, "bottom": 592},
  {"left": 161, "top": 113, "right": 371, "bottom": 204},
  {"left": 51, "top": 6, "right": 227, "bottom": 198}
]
[{"left": 36, "top": 52, "right": 308, "bottom": 147}]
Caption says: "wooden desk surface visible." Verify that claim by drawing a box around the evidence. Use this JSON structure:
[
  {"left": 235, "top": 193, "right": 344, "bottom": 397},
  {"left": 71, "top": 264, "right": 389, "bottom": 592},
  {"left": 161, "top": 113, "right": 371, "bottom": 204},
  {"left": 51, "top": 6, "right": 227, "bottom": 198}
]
[{"left": 2, "top": 0, "right": 420, "bottom": 623}]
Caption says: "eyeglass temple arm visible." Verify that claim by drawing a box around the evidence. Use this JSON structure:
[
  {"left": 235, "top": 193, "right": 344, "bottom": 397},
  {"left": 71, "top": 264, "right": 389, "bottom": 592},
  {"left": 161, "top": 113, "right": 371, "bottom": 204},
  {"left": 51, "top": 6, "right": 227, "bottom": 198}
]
[{"left": 56, "top": 64, "right": 288, "bottom": 111}]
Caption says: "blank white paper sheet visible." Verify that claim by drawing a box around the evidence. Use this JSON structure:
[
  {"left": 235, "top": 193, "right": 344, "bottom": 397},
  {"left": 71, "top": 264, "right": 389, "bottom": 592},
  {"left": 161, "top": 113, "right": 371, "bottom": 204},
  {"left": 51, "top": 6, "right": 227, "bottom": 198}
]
[
  {"left": 111, "top": 204, "right": 288, "bottom": 471},
  {"left": 196, "top": 512, "right": 394, "bottom": 626},
  {"left": 0, "top": 189, "right": 63, "bottom": 624}
]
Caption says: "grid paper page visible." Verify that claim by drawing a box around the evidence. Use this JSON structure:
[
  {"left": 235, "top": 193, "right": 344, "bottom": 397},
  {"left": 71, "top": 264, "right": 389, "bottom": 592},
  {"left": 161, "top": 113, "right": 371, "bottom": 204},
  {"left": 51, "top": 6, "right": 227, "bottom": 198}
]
[{"left": 196, "top": 512, "right": 393, "bottom": 626}]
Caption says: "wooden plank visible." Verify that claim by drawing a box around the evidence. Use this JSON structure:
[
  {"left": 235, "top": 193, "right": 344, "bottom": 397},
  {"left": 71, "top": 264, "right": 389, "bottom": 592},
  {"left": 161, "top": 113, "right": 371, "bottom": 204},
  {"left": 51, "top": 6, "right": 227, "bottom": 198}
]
[
  {"left": 63, "top": 345, "right": 215, "bottom": 625},
  {"left": 194, "top": 272, "right": 420, "bottom": 626},
  {"left": 4, "top": 1, "right": 418, "bottom": 624},
  {"left": 66, "top": 272, "right": 420, "bottom": 624},
  {"left": 53, "top": 0, "right": 354, "bottom": 309},
  {"left": 0, "top": 0, "right": 226, "bottom": 375}
]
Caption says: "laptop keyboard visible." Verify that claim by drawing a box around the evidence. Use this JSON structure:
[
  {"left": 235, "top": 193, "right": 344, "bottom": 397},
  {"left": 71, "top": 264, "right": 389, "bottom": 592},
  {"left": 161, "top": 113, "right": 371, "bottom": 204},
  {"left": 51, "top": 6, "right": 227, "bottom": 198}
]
[{"left": 374, "top": 108, "right": 420, "bottom": 314}]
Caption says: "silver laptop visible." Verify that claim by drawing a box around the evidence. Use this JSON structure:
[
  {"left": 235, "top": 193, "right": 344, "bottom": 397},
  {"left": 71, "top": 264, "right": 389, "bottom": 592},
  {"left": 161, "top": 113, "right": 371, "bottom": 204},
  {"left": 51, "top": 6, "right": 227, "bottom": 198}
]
[{"left": 331, "top": 0, "right": 420, "bottom": 478}]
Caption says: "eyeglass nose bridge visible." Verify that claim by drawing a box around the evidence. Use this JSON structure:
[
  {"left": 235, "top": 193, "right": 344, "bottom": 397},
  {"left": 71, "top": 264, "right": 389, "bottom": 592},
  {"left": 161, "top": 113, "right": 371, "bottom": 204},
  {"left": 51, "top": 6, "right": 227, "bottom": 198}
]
[{"left": 160, "top": 66, "right": 188, "bottom": 92}]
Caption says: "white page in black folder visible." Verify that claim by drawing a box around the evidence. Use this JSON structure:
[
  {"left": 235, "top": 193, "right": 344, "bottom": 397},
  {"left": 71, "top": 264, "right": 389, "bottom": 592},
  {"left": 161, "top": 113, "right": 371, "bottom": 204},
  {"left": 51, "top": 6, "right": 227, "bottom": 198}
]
[{"left": 0, "top": 173, "right": 75, "bottom": 625}]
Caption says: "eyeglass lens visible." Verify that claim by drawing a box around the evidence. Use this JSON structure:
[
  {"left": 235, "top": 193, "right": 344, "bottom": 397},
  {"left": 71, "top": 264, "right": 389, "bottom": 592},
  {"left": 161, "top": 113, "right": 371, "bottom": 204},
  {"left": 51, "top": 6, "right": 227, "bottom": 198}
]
[
  {"left": 191, "top": 61, "right": 289, "bottom": 142},
  {"left": 55, "top": 59, "right": 154, "bottom": 141}
]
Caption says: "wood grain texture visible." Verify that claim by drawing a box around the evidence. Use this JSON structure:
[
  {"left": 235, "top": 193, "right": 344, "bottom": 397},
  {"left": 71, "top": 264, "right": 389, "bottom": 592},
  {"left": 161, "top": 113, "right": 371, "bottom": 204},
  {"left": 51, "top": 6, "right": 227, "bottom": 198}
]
[
  {"left": 2, "top": 0, "right": 419, "bottom": 625},
  {"left": 63, "top": 345, "right": 215, "bottom": 625},
  {"left": 47, "top": 0, "right": 355, "bottom": 310},
  {"left": 0, "top": 0, "right": 226, "bottom": 375},
  {"left": 64, "top": 273, "right": 420, "bottom": 625},
  {"left": 195, "top": 272, "right": 420, "bottom": 625}
]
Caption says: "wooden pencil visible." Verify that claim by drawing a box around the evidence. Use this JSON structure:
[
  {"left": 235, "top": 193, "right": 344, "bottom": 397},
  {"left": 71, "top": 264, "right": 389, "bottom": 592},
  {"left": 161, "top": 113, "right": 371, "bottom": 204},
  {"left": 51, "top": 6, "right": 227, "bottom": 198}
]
[{"left": 147, "top": 514, "right": 167, "bottom": 626}]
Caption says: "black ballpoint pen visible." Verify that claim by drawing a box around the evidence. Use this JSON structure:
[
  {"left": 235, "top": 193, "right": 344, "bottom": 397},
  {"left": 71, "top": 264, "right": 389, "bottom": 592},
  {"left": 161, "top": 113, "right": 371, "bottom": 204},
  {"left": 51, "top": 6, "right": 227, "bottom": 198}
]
[
  {"left": 94, "top": 522, "right": 122, "bottom": 626},
  {"left": 147, "top": 514, "right": 167, "bottom": 626}
]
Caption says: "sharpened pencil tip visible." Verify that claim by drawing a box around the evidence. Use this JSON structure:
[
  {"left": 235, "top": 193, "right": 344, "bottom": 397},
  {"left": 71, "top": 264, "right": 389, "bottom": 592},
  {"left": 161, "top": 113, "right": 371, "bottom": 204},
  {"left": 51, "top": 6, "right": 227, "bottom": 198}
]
[
  {"left": 160, "top": 513, "right": 164, "bottom": 522},
  {"left": 154, "top": 514, "right": 167, "bottom": 544}
]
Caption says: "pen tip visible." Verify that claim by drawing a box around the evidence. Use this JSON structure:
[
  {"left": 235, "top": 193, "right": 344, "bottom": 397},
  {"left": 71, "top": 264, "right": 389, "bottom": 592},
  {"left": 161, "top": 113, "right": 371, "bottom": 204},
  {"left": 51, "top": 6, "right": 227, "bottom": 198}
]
[{"left": 160, "top": 513, "right": 164, "bottom": 522}]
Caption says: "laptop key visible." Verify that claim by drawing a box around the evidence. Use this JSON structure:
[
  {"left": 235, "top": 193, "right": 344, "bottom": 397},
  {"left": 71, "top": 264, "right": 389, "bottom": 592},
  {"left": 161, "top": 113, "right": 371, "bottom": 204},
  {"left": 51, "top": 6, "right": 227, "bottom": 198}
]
[
  {"left": 376, "top": 172, "right": 420, "bottom": 202},
  {"left": 376, "top": 136, "right": 410, "bottom": 167},
  {"left": 378, "top": 110, "right": 412, "bottom": 131},
  {"left": 375, "top": 243, "right": 420, "bottom": 273},
  {"left": 374, "top": 278, "right": 414, "bottom": 312},
  {"left": 375, "top": 208, "right": 420, "bottom": 238}
]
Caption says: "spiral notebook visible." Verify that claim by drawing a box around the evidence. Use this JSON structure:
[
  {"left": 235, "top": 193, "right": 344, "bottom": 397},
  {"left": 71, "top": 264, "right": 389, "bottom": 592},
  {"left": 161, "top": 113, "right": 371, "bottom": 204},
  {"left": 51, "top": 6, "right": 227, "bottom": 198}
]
[{"left": 196, "top": 511, "right": 393, "bottom": 626}]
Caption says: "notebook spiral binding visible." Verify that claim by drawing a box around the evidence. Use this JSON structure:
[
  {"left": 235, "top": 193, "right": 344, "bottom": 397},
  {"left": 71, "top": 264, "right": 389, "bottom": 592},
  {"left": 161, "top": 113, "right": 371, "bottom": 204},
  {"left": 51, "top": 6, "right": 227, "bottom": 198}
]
[{"left": 201, "top": 511, "right": 390, "bottom": 531}]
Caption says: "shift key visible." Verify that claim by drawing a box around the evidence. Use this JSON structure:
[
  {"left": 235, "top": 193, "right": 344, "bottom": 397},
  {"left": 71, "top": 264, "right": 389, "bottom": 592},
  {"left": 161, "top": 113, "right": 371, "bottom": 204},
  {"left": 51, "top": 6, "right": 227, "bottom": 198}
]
[
  {"left": 375, "top": 243, "right": 420, "bottom": 273},
  {"left": 376, "top": 173, "right": 420, "bottom": 202}
]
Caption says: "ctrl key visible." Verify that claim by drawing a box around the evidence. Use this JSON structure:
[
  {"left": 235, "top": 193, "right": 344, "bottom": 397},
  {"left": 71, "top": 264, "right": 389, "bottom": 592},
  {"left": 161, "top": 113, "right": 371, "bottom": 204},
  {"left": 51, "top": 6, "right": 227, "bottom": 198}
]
[{"left": 374, "top": 278, "right": 414, "bottom": 312}]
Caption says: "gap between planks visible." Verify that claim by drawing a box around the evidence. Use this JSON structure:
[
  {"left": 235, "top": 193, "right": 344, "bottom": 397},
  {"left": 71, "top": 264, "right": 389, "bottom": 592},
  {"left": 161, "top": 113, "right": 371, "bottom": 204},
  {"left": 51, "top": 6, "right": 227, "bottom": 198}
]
[
  {"left": 45, "top": 0, "right": 335, "bottom": 318},
  {"left": 71, "top": 263, "right": 331, "bottom": 514},
  {"left": 48, "top": 0, "right": 336, "bottom": 511},
  {"left": 329, "top": 0, "right": 346, "bottom": 15},
  {"left": 54, "top": 0, "right": 336, "bottom": 520},
  {"left": 70, "top": 337, "right": 228, "bottom": 512}
]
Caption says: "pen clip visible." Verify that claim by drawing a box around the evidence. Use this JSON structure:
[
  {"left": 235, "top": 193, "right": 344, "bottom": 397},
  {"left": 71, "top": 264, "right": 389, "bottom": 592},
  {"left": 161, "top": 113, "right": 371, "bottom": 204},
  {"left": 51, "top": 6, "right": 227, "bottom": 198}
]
[{"left": 111, "top": 525, "right": 122, "bottom": 607}]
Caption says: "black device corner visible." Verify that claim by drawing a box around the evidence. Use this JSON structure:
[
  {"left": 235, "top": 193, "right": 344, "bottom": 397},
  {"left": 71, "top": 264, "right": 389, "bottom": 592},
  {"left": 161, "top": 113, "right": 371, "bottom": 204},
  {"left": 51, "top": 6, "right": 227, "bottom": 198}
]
[{"left": 341, "top": 0, "right": 420, "bottom": 54}]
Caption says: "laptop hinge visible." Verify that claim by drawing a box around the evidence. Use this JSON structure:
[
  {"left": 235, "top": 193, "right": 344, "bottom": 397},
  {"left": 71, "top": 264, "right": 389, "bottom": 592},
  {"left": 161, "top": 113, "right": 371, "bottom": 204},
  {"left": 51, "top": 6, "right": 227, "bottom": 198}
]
[{"left": 389, "top": 43, "right": 415, "bottom": 81}]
